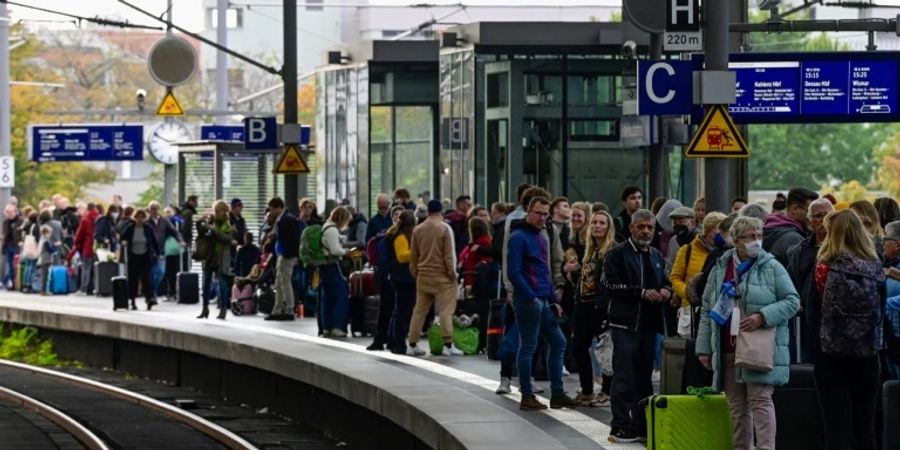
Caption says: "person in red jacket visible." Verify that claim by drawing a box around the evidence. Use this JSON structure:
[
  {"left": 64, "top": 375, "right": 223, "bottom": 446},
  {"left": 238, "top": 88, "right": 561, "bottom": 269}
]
[
  {"left": 68, "top": 203, "right": 99, "bottom": 294},
  {"left": 459, "top": 216, "right": 492, "bottom": 288}
]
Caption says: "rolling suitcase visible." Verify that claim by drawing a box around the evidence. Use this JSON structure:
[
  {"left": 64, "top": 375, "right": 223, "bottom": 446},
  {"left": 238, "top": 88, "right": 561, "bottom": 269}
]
[
  {"left": 645, "top": 393, "right": 733, "bottom": 449},
  {"left": 12, "top": 254, "right": 19, "bottom": 290},
  {"left": 94, "top": 261, "right": 119, "bottom": 297},
  {"left": 48, "top": 265, "right": 68, "bottom": 295},
  {"left": 177, "top": 249, "right": 199, "bottom": 304},
  {"left": 884, "top": 380, "right": 899, "bottom": 450},
  {"left": 112, "top": 276, "right": 129, "bottom": 310},
  {"left": 486, "top": 299, "right": 505, "bottom": 360},
  {"left": 773, "top": 364, "right": 823, "bottom": 450},
  {"left": 363, "top": 295, "right": 380, "bottom": 335},
  {"left": 349, "top": 269, "right": 376, "bottom": 298}
]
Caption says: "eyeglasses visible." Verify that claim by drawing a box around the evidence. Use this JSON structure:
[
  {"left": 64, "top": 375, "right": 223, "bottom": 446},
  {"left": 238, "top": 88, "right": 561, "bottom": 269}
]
[
  {"left": 738, "top": 233, "right": 763, "bottom": 241},
  {"left": 810, "top": 213, "right": 828, "bottom": 219}
]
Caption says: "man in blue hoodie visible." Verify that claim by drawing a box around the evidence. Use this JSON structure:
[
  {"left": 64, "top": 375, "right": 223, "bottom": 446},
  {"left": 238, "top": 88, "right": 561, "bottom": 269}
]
[{"left": 507, "top": 196, "right": 578, "bottom": 411}]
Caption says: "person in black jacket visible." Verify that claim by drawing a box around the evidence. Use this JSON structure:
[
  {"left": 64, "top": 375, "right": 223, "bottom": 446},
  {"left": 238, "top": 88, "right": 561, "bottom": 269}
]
[
  {"left": 602, "top": 209, "right": 672, "bottom": 443},
  {"left": 94, "top": 205, "right": 119, "bottom": 253},
  {"left": 267, "top": 197, "right": 298, "bottom": 321},
  {"left": 120, "top": 209, "right": 160, "bottom": 310}
]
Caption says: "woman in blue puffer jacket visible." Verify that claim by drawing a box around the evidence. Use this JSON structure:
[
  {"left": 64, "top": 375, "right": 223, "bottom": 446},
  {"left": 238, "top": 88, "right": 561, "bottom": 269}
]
[{"left": 696, "top": 216, "right": 800, "bottom": 450}]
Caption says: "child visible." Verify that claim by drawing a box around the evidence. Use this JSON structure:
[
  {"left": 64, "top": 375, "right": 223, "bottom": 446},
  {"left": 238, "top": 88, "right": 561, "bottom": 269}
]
[
  {"left": 37, "top": 225, "right": 59, "bottom": 295},
  {"left": 234, "top": 232, "right": 260, "bottom": 278}
]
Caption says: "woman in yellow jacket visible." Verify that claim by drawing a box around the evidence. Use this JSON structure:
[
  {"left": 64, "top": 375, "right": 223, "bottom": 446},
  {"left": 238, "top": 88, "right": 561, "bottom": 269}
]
[{"left": 669, "top": 212, "right": 727, "bottom": 339}]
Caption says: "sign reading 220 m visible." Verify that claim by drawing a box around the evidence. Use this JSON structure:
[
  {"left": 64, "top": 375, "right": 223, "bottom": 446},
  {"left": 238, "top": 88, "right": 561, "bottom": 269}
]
[{"left": 691, "top": 52, "right": 900, "bottom": 124}]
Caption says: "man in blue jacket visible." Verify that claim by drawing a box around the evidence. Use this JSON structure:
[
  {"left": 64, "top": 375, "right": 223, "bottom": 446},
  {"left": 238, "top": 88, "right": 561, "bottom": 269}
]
[
  {"left": 507, "top": 196, "right": 579, "bottom": 411},
  {"left": 602, "top": 209, "right": 672, "bottom": 443},
  {"left": 267, "top": 197, "right": 298, "bottom": 321}
]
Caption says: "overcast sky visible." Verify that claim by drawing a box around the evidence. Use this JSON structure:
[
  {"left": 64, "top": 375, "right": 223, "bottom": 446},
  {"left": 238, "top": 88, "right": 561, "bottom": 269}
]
[{"left": 5, "top": 0, "right": 625, "bottom": 33}]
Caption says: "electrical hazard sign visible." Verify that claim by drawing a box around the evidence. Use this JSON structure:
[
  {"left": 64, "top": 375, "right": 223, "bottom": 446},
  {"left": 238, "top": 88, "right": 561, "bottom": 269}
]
[
  {"left": 685, "top": 104, "right": 749, "bottom": 158},
  {"left": 156, "top": 90, "right": 185, "bottom": 116},
  {"left": 274, "top": 144, "right": 310, "bottom": 174}
]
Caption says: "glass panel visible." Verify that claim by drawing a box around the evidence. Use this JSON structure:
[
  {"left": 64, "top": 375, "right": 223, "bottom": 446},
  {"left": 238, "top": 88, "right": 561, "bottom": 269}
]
[
  {"left": 566, "top": 74, "right": 618, "bottom": 106},
  {"left": 439, "top": 51, "right": 475, "bottom": 203},
  {"left": 569, "top": 119, "right": 619, "bottom": 141},
  {"left": 522, "top": 119, "right": 563, "bottom": 196},
  {"left": 395, "top": 106, "right": 433, "bottom": 204},
  {"left": 487, "top": 119, "right": 508, "bottom": 203},
  {"left": 370, "top": 105, "right": 393, "bottom": 210},
  {"left": 487, "top": 72, "right": 508, "bottom": 108}
]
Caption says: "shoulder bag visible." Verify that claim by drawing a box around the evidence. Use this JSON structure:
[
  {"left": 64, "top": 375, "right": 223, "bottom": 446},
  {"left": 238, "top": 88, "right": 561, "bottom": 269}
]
[{"left": 733, "top": 266, "right": 776, "bottom": 372}]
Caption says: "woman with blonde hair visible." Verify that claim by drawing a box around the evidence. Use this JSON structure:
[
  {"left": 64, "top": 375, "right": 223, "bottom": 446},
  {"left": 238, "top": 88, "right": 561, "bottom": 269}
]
[
  {"left": 572, "top": 209, "right": 617, "bottom": 405},
  {"left": 319, "top": 206, "right": 352, "bottom": 337},
  {"left": 814, "top": 209, "right": 884, "bottom": 450},
  {"left": 196, "top": 200, "right": 234, "bottom": 319},
  {"left": 849, "top": 200, "right": 886, "bottom": 261}
]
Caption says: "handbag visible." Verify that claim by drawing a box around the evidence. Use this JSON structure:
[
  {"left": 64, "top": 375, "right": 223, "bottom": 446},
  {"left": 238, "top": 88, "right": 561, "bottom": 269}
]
[
  {"left": 733, "top": 276, "right": 776, "bottom": 372},
  {"left": 592, "top": 329, "right": 614, "bottom": 376},
  {"left": 22, "top": 235, "right": 39, "bottom": 260},
  {"left": 164, "top": 236, "right": 182, "bottom": 257}
]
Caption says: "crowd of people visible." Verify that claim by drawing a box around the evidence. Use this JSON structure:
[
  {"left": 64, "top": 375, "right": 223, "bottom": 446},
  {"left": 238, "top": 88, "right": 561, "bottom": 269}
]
[{"left": 2, "top": 184, "right": 899, "bottom": 448}]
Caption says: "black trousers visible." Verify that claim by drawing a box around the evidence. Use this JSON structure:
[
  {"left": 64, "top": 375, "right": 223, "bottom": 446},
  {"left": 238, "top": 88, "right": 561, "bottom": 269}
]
[
  {"left": 573, "top": 300, "right": 611, "bottom": 395},
  {"left": 373, "top": 270, "right": 395, "bottom": 346},
  {"left": 127, "top": 252, "right": 154, "bottom": 304},
  {"left": 162, "top": 254, "right": 179, "bottom": 297},
  {"left": 815, "top": 352, "right": 880, "bottom": 450}
]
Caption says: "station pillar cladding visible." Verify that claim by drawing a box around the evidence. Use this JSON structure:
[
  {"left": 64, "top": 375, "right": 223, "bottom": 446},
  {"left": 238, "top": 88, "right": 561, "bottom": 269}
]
[{"left": 439, "top": 22, "right": 651, "bottom": 211}]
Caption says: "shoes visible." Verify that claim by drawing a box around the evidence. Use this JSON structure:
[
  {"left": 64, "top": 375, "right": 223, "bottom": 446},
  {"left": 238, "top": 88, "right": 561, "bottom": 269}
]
[
  {"left": 495, "top": 377, "right": 512, "bottom": 395},
  {"left": 146, "top": 298, "right": 157, "bottom": 311},
  {"left": 331, "top": 329, "right": 347, "bottom": 338},
  {"left": 652, "top": 369, "right": 661, "bottom": 384},
  {"left": 197, "top": 306, "right": 209, "bottom": 319},
  {"left": 216, "top": 308, "right": 227, "bottom": 320},
  {"left": 519, "top": 394, "right": 548, "bottom": 411},
  {"left": 322, "top": 330, "right": 332, "bottom": 337},
  {"left": 406, "top": 344, "right": 426, "bottom": 356},
  {"left": 130, "top": 300, "right": 137, "bottom": 310},
  {"left": 596, "top": 392, "right": 610, "bottom": 404},
  {"left": 366, "top": 342, "right": 385, "bottom": 351},
  {"left": 550, "top": 394, "right": 580, "bottom": 409},
  {"left": 352, "top": 331, "right": 363, "bottom": 338},
  {"left": 441, "top": 344, "right": 464, "bottom": 356},
  {"left": 574, "top": 392, "right": 600, "bottom": 407},
  {"left": 562, "top": 367, "right": 570, "bottom": 376},
  {"left": 608, "top": 428, "right": 642, "bottom": 444}
]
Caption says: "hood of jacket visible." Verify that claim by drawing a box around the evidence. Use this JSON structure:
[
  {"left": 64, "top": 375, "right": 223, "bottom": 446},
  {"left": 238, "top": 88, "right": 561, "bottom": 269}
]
[
  {"left": 655, "top": 199, "right": 683, "bottom": 234},
  {"left": 764, "top": 213, "right": 805, "bottom": 233}
]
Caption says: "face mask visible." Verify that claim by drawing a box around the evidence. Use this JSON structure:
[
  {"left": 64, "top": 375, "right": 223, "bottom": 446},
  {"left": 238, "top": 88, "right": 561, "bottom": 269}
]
[
  {"left": 714, "top": 233, "right": 726, "bottom": 248},
  {"left": 111, "top": 213, "right": 119, "bottom": 220},
  {"left": 673, "top": 224, "right": 689, "bottom": 235},
  {"left": 745, "top": 239, "right": 763, "bottom": 258},
  {"left": 725, "top": 236, "right": 734, "bottom": 247}
]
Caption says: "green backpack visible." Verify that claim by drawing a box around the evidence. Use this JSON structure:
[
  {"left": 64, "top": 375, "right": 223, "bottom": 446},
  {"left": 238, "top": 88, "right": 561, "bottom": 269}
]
[{"left": 299, "top": 224, "right": 336, "bottom": 266}]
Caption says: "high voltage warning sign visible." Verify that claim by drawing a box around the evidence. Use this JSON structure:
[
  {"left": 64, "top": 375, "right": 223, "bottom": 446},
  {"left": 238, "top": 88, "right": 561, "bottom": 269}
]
[
  {"left": 274, "top": 144, "right": 310, "bottom": 174},
  {"left": 685, "top": 104, "right": 749, "bottom": 158},
  {"left": 156, "top": 91, "right": 185, "bottom": 116}
]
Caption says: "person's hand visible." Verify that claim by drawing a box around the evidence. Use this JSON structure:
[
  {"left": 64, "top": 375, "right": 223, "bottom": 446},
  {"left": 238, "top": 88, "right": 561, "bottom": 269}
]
[
  {"left": 471, "top": 244, "right": 479, "bottom": 253},
  {"left": 698, "top": 354, "right": 711, "bottom": 370},
  {"left": 564, "top": 260, "right": 580, "bottom": 274},
  {"left": 887, "top": 267, "right": 900, "bottom": 281},
  {"left": 643, "top": 289, "right": 661, "bottom": 302},
  {"left": 231, "top": 240, "right": 239, "bottom": 247},
  {"left": 506, "top": 291, "right": 513, "bottom": 304},
  {"left": 555, "top": 288, "right": 564, "bottom": 302},
  {"left": 659, "top": 288, "right": 672, "bottom": 301},
  {"left": 551, "top": 303, "right": 563, "bottom": 317},
  {"left": 740, "top": 313, "right": 765, "bottom": 332}
]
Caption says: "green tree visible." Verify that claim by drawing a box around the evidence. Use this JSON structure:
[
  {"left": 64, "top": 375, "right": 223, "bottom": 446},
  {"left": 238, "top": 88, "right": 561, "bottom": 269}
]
[{"left": 744, "top": 12, "right": 895, "bottom": 190}]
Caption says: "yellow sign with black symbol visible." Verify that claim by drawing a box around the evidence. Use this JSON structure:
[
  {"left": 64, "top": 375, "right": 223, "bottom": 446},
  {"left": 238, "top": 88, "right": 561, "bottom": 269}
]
[
  {"left": 156, "top": 91, "right": 185, "bottom": 116},
  {"left": 685, "top": 104, "right": 749, "bottom": 158},
  {"left": 274, "top": 144, "right": 310, "bottom": 174}
]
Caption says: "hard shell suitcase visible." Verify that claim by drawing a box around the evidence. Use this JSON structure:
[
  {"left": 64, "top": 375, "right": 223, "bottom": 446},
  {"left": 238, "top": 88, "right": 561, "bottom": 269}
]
[
  {"left": 884, "top": 380, "right": 899, "bottom": 450},
  {"left": 660, "top": 338, "right": 686, "bottom": 395},
  {"left": 112, "top": 276, "right": 129, "bottom": 310},
  {"left": 48, "top": 265, "right": 68, "bottom": 295},
  {"left": 645, "top": 394, "right": 733, "bottom": 449},
  {"left": 486, "top": 299, "right": 505, "bottom": 360},
  {"left": 351, "top": 294, "right": 380, "bottom": 336},
  {"left": 177, "top": 249, "right": 199, "bottom": 304},
  {"left": 349, "top": 270, "right": 376, "bottom": 299},
  {"left": 773, "top": 364, "right": 823, "bottom": 450},
  {"left": 94, "top": 261, "right": 119, "bottom": 297}
]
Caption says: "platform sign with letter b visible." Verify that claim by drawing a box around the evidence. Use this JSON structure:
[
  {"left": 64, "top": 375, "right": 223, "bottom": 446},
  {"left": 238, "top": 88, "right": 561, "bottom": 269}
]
[{"left": 243, "top": 117, "right": 277, "bottom": 150}]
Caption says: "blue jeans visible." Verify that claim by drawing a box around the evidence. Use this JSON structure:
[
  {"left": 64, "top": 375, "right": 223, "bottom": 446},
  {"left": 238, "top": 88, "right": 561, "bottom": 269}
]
[
  {"left": 513, "top": 297, "right": 566, "bottom": 396},
  {"left": 202, "top": 270, "right": 229, "bottom": 310},
  {"left": 610, "top": 328, "right": 657, "bottom": 433},
  {"left": 3, "top": 246, "right": 16, "bottom": 286},
  {"left": 319, "top": 263, "right": 349, "bottom": 332},
  {"left": 151, "top": 257, "right": 166, "bottom": 296}
]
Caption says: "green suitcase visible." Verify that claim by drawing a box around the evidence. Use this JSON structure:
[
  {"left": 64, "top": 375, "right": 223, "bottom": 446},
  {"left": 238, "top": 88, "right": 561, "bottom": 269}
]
[{"left": 646, "top": 393, "right": 733, "bottom": 450}]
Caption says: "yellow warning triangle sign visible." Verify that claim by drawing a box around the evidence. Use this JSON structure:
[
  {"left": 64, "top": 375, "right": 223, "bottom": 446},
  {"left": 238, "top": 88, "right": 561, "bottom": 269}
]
[
  {"left": 274, "top": 144, "right": 310, "bottom": 174},
  {"left": 156, "top": 91, "right": 184, "bottom": 116},
  {"left": 685, "top": 104, "right": 749, "bottom": 158}
]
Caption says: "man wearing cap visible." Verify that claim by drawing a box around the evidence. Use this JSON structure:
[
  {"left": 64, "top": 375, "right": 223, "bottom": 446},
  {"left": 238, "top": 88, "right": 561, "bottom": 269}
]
[
  {"left": 406, "top": 199, "right": 464, "bottom": 356},
  {"left": 665, "top": 206, "right": 697, "bottom": 276}
]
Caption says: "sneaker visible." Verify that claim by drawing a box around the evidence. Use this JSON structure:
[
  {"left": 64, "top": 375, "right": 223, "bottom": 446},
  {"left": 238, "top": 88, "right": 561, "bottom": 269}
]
[
  {"left": 366, "top": 342, "right": 385, "bottom": 351},
  {"left": 495, "top": 377, "right": 512, "bottom": 395},
  {"left": 608, "top": 428, "right": 641, "bottom": 444},
  {"left": 406, "top": 344, "right": 426, "bottom": 356},
  {"left": 442, "top": 344, "right": 464, "bottom": 356},
  {"left": 574, "top": 392, "right": 599, "bottom": 407},
  {"left": 562, "top": 367, "right": 570, "bottom": 376},
  {"left": 321, "top": 330, "right": 332, "bottom": 337},
  {"left": 595, "top": 392, "right": 610, "bottom": 404},
  {"left": 519, "top": 394, "right": 548, "bottom": 411},
  {"left": 550, "top": 394, "right": 580, "bottom": 409},
  {"left": 331, "top": 329, "right": 347, "bottom": 338}
]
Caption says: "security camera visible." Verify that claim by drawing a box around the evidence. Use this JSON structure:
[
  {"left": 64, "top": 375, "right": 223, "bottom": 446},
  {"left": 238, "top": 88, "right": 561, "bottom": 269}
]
[
  {"left": 621, "top": 40, "right": 638, "bottom": 59},
  {"left": 136, "top": 89, "right": 147, "bottom": 111}
]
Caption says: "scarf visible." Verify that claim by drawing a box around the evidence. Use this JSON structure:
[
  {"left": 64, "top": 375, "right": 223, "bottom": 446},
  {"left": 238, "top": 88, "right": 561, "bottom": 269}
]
[{"left": 709, "top": 254, "right": 754, "bottom": 326}]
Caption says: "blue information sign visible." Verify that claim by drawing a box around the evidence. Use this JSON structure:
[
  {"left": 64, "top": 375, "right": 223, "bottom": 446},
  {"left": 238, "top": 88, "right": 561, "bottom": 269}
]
[
  {"left": 29, "top": 124, "right": 144, "bottom": 162},
  {"left": 692, "top": 52, "right": 900, "bottom": 123},
  {"left": 200, "top": 125, "right": 245, "bottom": 142}
]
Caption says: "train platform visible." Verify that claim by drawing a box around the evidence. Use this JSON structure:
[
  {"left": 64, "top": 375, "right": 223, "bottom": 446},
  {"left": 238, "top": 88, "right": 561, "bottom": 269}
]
[{"left": 0, "top": 291, "right": 644, "bottom": 450}]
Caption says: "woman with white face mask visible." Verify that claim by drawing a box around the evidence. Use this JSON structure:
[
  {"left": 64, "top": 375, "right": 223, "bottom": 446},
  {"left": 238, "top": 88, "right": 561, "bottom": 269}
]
[{"left": 695, "top": 216, "right": 800, "bottom": 450}]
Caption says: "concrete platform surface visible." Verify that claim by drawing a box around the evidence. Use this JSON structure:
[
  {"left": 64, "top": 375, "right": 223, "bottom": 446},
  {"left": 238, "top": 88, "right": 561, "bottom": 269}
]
[{"left": 0, "top": 291, "right": 644, "bottom": 450}]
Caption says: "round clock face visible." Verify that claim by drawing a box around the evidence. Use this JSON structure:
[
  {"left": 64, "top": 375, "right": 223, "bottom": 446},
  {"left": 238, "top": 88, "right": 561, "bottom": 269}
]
[{"left": 148, "top": 120, "right": 192, "bottom": 165}]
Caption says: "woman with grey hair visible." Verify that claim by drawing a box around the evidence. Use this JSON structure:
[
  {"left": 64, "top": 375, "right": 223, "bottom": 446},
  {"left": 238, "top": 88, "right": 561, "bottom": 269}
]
[
  {"left": 696, "top": 216, "right": 800, "bottom": 450},
  {"left": 738, "top": 203, "right": 769, "bottom": 222}
]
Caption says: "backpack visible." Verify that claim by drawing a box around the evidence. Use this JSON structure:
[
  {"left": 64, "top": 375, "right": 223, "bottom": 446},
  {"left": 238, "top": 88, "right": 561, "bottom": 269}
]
[
  {"left": 299, "top": 224, "right": 336, "bottom": 266},
  {"left": 820, "top": 255, "right": 885, "bottom": 358},
  {"left": 366, "top": 230, "right": 390, "bottom": 270}
]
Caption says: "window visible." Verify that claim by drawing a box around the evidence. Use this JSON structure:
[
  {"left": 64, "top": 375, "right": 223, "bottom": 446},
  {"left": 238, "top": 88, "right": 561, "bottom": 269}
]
[
  {"left": 207, "top": 8, "right": 243, "bottom": 29},
  {"left": 306, "top": 0, "right": 324, "bottom": 11},
  {"left": 487, "top": 73, "right": 508, "bottom": 108}
]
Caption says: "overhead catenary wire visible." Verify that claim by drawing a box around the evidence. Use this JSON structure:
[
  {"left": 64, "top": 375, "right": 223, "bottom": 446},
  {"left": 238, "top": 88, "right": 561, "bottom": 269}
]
[
  {"left": 230, "top": 1, "right": 620, "bottom": 9},
  {"left": 0, "top": 0, "right": 163, "bottom": 30}
]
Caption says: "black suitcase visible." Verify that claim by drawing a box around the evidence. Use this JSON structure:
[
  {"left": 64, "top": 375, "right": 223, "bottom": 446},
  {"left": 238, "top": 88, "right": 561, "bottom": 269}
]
[
  {"left": 256, "top": 287, "right": 275, "bottom": 315},
  {"left": 363, "top": 295, "right": 380, "bottom": 336},
  {"left": 885, "top": 380, "right": 900, "bottom": 450},
  {"left": 773, "top": 364, "right": 824, "bottom": 450},
  {"left": 94, "top": 261, "right": 119, "bottom": 297},
  {"left": 177, "top": 272, "right": 199, "bottom": 304},
  {"left": 112, "top": 276, "right": 129, "bottom": 310},
  {"left": 486, "top": 299, "right": 505, "bottom": 360}
]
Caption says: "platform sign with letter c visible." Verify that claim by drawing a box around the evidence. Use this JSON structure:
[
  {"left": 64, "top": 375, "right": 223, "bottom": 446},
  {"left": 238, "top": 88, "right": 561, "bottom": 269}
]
[
  {"left": 0, "top": 156, "right": 14, "bottom": 188},
  {"left": 636, "top": 60, "right": 694, "bottom": 115}
]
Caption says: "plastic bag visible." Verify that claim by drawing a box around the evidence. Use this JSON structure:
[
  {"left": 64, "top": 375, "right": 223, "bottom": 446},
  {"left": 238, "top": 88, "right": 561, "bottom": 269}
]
[
  {"left": 427, "top": 324, "right": 444, "bottom": 355},
  {"left": 453, "top": 326, "right": 479, "bottom": 355},
  {"left": 593, "top": 329, "right": 614, "bottom": 376}
]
